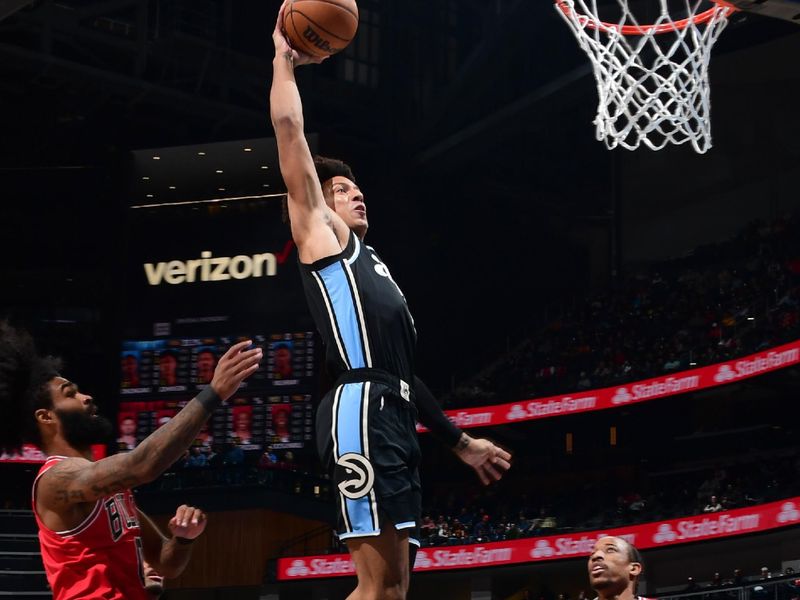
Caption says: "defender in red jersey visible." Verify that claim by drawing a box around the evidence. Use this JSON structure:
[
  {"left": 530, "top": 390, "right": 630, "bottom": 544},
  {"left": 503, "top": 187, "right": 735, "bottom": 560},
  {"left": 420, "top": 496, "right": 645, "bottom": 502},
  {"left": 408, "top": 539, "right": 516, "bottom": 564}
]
[
  {"left": 588, "top": 536, "right": 653, "bottom": 600},
  {"left": 0, "top": 322, "right": 261, "bottom": 599}
]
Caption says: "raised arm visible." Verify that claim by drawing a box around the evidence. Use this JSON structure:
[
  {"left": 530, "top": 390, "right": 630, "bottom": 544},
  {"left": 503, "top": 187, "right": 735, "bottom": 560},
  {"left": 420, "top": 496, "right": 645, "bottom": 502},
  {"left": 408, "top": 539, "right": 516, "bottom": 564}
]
[
  {"left": 270, "top": 1, "right": 342, "bottom": 263},
  {"left": 37, "top": 342, "right": 261, "bottom": 509}
]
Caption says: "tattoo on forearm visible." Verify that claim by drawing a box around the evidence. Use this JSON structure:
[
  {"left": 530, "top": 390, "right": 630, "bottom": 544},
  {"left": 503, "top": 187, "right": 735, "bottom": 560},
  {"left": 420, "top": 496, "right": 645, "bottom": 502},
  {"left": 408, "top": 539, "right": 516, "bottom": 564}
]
[{"left": 54, "top": 489, "right": 87, "bottom": 504}]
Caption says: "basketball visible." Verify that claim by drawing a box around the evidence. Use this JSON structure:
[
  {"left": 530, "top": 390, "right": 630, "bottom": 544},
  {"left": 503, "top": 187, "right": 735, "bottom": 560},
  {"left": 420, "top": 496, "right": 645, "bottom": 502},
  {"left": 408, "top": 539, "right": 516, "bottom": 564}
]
[{"left": 283, "top": 0, "right": 359, "bottom": 59}]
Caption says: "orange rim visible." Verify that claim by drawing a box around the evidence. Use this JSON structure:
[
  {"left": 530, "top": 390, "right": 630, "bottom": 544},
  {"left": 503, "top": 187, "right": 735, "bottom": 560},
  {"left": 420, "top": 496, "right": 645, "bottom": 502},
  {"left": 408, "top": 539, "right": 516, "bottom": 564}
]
[{"left": 555, "top": 1, "right": 738, "bottom": 35}]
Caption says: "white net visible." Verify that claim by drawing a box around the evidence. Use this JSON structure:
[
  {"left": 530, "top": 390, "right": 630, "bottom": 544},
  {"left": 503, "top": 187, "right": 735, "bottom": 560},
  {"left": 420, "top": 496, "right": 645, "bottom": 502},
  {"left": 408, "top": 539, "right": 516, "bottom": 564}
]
[{"left": 556, "top": 1, "right": 735, "bottom": 153}]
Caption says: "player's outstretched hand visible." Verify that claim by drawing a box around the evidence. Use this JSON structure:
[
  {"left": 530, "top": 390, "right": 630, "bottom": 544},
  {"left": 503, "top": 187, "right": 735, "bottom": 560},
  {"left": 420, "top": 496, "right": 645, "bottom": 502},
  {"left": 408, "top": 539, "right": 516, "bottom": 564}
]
[
  {"left": 454, "top": 435, "right": 512, "bottom": 486},
  {"left": 168, "top": 505, "right": 207, "bottom": 540},
  {"left": 273, "top": 0, "right": 327, "bottom": 67},
  {"left": 210, "top": 341, "right": 262, "bottom": 401}
]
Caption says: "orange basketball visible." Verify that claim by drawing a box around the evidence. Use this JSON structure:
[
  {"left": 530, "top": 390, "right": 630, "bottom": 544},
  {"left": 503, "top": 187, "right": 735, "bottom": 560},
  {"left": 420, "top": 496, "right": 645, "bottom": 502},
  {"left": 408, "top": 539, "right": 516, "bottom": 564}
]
[{"left": 283, "top": 0, "right": 359, "bottom": 59}]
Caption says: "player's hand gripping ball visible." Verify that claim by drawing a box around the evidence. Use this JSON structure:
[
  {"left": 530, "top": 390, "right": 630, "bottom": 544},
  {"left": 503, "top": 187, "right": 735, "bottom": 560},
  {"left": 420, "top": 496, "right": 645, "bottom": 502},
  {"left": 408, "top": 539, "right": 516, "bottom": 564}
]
[{"left": 282, "top": 0, "right": 359, "bottom": 58}]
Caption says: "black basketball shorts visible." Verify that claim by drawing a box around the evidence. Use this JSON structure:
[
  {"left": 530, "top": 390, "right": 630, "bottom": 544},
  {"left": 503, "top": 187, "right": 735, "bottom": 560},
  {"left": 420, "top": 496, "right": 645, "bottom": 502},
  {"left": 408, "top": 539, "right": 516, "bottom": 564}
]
[{"left": 316, "top": 378, "right": 422, "bottom": 546}]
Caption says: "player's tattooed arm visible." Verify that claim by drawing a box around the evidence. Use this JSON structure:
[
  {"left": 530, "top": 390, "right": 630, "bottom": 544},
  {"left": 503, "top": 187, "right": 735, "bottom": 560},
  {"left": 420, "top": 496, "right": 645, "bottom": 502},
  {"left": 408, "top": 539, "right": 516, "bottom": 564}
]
[{"left": 38, "top": 342, "right": 261, "bottom": 508}]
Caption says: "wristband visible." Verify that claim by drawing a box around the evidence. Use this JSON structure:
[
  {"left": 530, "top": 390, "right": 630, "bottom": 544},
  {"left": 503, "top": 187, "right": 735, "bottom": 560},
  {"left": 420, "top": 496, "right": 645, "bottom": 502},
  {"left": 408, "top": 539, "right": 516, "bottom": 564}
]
[
  {"left": 196, "top": 386, "right": 222, "bottom": 413},
  {"left": 174, "top": 536, "right": 195, "bottom": 546}
]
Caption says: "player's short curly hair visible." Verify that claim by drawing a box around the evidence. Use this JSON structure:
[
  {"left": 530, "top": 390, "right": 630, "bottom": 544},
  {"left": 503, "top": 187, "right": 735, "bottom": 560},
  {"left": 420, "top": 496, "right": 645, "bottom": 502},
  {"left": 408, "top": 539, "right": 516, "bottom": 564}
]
[
  {"left": 281, "top": 155, "right": 357, "bottom": 224},
  {"left": 0, "top": 322, "right": 62, "bottom": 453},
  {"left": 313, "top": 155, "right": 355, "bottom": 185}
]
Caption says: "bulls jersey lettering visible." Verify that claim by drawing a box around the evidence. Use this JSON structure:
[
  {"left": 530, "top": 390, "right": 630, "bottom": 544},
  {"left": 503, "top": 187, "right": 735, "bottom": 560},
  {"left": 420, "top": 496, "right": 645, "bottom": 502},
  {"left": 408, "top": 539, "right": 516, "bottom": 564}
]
[{"left": 33, "top": 456, "right": 149, "bottom": 600}]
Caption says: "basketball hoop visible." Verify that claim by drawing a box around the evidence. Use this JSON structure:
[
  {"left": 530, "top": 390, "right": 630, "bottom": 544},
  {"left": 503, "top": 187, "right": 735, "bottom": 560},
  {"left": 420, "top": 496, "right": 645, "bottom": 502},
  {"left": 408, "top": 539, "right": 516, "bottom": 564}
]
[{"left": 555, "top": 1, "right": 738, "bottom": 153}]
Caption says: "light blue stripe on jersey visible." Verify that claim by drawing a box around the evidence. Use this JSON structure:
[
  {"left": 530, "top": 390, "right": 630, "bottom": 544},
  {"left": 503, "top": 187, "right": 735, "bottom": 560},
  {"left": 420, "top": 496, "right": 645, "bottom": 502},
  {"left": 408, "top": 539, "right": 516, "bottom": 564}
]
[
  {"left": 336, "top": 383, "right": 377, "bottom": 535},
  {"left": 319, "top": 261, "right": 366, "bottom": 369}
]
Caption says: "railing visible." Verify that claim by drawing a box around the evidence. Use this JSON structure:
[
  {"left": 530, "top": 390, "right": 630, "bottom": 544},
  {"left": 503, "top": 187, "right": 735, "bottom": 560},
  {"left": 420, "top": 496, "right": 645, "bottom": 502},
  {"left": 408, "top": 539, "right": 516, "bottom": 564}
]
[{"left": 660, "top": 576, "right": 800, "bottom": 600}]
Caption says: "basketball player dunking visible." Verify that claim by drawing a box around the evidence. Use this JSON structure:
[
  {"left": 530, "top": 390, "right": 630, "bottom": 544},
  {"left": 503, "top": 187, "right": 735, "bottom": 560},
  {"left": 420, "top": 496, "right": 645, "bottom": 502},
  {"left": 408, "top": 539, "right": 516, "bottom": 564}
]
[
  {"left": 270, "top": 3, "right": 511, "bottom": 598},
  {"left": 0, "top": 322, "right": 261, "bottom": 599}
]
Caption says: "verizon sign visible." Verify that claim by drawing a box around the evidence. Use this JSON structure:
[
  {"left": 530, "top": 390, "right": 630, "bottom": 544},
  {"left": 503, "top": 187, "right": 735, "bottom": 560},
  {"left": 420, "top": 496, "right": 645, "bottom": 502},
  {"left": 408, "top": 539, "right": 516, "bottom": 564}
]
[
  {"left": 418, "top": 340, "right": 800, "bottom": 433},
  {"left": 276, "top": 497, "right": 800, "bottom": 580},
  {"left": 142, "top": 241, "right": 295, "bottom": 286}
]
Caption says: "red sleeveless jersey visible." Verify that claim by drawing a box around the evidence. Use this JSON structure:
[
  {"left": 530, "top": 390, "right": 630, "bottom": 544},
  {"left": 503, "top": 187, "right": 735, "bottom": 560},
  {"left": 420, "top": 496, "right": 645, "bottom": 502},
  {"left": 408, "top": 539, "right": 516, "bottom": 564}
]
[{"left": 32, "top": 456, "right": 149, "bottom": 600}]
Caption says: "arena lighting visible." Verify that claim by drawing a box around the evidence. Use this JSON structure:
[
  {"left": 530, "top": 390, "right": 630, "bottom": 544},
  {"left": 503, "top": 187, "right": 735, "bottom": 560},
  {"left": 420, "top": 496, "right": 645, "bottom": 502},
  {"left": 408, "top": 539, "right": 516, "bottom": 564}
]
[
  {"left": 152, "top": 156, "right": 160, "bottom": 160},
  {"left": 218, "top": 187, "right": 226, "bottom": 191},
  {"left": 263, "top": 184, "right": 270, "bottom": 187},
  {"left": 690, "top": 362, "right": 697, "bottom": 366},
  {"left": 168, "top": 186, "right": 176, "bottom": 190},
  {"left": 197, "top": 151, "right": 206, "bottom": 156},
  {"left": 244, "top": 147, "right": 253, "bottom": 152},
  {"left": 260, "top": 165, "right": 269, "bottom": 169},
  {"left": 141, "top": 176, "right": 149, "bottom": 181},
  {"left": 215, "top": 169, "right": 223, "bottom": 174},
  {"left": 747, "top": 317, "right": 756, "bottom": 321},
  {"left": 146, "top": 194, "right": 153, "bottom": 198},
  {"left": 130, "top": 192, "right": 284, "bottom": 210}
]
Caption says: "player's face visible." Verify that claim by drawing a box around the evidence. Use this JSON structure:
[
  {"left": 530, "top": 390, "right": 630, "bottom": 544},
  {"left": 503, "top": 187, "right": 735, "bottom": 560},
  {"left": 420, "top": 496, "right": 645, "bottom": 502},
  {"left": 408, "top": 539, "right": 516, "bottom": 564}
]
[
  {"left": 120, "top": 418, "right": 136, "bottom": 436},
  {"left": 236, "top": 411, "right": 250, "bottom": 431},
  {"left": 275, "top": 347, "right": 292, "bottom": 375},
  {"left": 197, "top": 352, "right": 216, "bottom": 380},
  {"left": 588, "top": 537, "right": 640, "bottom": 592},
  {"left": 122, "top": 355, "right": 138, "bottom": 377},
  {"left": 327, "top": 176, "right": 367, "bottom": 238},
  {"left": 45, "top": 378, "right": 112, "bottom": 448},
  {"left": 160, "top": 354, "right": 176, "bottom": 373}
]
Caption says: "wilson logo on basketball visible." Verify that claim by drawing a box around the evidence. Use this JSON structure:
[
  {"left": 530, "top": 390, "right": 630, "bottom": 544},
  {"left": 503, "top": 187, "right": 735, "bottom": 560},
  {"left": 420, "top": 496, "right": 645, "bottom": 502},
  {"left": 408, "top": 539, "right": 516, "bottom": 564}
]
[{"left": 302, "top": 26, "right": 340, "bottom": 54}]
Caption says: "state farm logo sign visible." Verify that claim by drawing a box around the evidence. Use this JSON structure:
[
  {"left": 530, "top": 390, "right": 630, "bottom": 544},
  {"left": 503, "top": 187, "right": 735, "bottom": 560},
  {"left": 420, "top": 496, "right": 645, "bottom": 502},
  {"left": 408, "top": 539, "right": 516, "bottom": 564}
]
[
  {"left": 282, "top": 556, "right": 355, "bottom": 578},
  {"left": 530, "top": 540, "right": 555, "bottom": 558},
  {"left": 653, "top": 524, "right": 678, "bottom": 544},
  {"left": 413, "top": 551, "right": 432, "bottom": 568},
  {"left": 613, "top": 376, "right": 700, "bottom": 403},
  {"left": 528, "top": 534, "right": 635, "bottom": 559},
  {"left": 714, "top": 365, "right": 737, "bottom": 383},
  {"left": 652, "top": 514, "right": 761, "bottom": 544},
  {"left": 612, "top": 388, "right": 633, "bottom": 404},
  {"left": 505, "top": 396, "right": 597, "bottom": 421},
  {"left": 714, "top": 349, "right": 800, "bottom": 383},
  {"left": 286, "top": 560, "right": 310, "bottom": 577},
  {"left": 777, "top": 502, "right": 800, "bottom": 523}
]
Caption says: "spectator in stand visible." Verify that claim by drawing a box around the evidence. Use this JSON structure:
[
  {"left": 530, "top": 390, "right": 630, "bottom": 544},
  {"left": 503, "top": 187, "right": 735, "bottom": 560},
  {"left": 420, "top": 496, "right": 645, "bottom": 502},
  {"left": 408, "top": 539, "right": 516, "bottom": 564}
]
[
  {"left": 258, "top": 446, "right": 278, "bottom": 468},
  {"left": 685, "top": 577, "right": 700, "bottom": 592},
  {"left": 708, "top": 572, "right": 723, "bottom": 588},
  {"left": 185, "top": 446, "right": 207, "bottom": 468},
  {"left": 760, "top": 567, "right": 772, "bottom": 580},
  {"left": 444, "top": 216, "right": 800, "bottom": 409},
  {"left": 450, "top": 519, "right": 466, "bottom": 544},
  {"left": 704, "top": 495, "right": 723, "bottom": 513},
  {"left": 731, "top": 569, "right": 744, "bottom": 586},
  {"left": 432, "top": 516, "right": 450, "bottom": 546},
  {"left": 420, "top": 516, "right": 436, "bottom": 542},
  {"left": 473, "top": 514, "right": 492, "bottom": 542}
]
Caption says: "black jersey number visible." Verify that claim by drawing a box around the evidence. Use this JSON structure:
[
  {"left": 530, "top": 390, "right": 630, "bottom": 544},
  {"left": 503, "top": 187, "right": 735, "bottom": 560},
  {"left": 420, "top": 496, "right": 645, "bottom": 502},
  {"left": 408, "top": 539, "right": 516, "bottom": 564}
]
[{"left": 104, "top": 498, "right": 123, "bottom": 542}]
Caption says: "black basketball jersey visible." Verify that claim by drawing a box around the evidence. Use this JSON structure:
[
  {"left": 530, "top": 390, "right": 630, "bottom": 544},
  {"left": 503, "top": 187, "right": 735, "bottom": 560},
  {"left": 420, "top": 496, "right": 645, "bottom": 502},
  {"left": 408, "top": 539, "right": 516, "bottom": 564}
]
[{"left": 300, "top": 231, "right": 416, "bottom": 383}]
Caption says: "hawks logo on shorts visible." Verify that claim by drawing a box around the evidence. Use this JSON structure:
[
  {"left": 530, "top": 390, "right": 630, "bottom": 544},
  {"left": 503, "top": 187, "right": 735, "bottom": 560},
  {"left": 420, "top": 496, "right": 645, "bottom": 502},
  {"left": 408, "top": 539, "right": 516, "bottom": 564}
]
[{"left": 335, "top": 453, "right": 375, "bottom": 499}]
